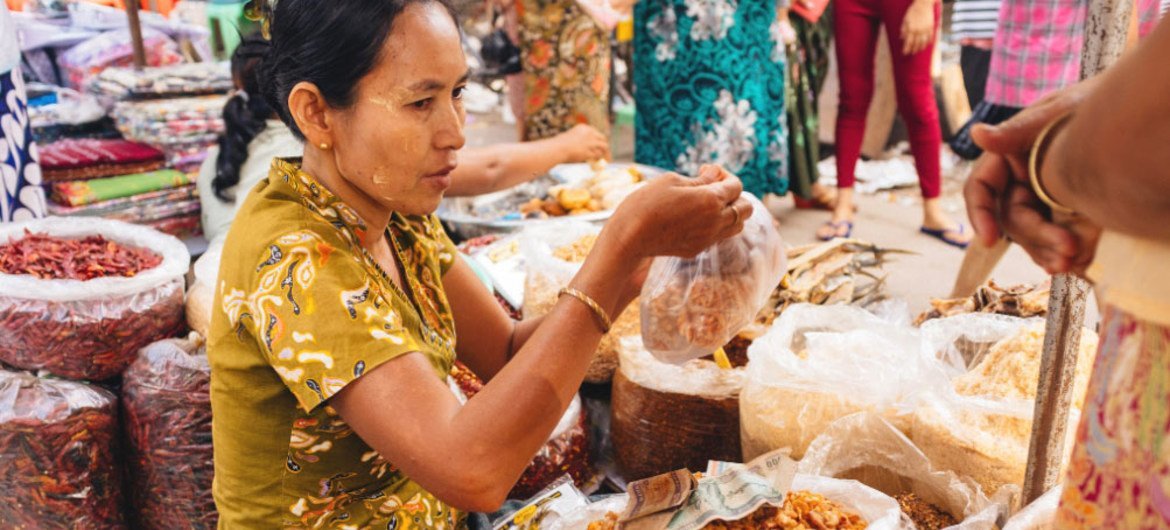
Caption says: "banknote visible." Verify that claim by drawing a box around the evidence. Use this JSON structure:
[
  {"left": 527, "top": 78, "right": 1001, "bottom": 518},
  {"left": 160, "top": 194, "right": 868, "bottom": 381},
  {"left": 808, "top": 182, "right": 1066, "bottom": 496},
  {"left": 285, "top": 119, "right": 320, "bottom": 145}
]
[
  {"left": 618, "top": 469, "right": 696, "bottom": 530},
  {"left": 668, "top": 450, "right": 797, "bottom": 530}
]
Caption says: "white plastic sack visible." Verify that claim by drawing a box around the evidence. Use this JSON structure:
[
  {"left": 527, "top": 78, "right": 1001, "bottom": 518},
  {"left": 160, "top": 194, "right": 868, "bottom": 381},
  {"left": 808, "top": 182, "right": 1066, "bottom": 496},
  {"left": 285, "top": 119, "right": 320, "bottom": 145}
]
[
  {"left": 640, "top": 193, "right": 786, "bottom": 364},
  {"left": 909, "top": 315, "right": 1097, "bottom": 496},
  {"left": 800, "top": 412, "right": 1009, "bottom": 529},
  {"left": 0, "top": 217, "right": 189, "bottom": 380},
  {"left": 740, "top": 304, "right": 931, "bottom": 460}
]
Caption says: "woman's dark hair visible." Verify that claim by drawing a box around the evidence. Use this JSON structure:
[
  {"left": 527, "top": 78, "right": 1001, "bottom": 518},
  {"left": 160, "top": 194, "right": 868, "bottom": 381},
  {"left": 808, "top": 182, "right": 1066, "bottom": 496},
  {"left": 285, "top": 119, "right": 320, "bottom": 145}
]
[
  {"left": 212, "top": 33, "right": 276, "bottom": 202},
  {"left": 259, "top": 0, "right": 459, "bottom": 141}
]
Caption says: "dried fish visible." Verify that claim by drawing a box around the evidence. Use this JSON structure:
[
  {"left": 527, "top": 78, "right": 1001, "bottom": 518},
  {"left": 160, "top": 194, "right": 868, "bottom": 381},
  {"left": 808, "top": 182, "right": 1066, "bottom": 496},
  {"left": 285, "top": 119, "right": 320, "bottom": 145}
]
[
  {"left": 915, "top": 280, "right": 1051, "bottom": 325},
  {"left": 764, "top": 239, "right": 907, "bottom": 320}
]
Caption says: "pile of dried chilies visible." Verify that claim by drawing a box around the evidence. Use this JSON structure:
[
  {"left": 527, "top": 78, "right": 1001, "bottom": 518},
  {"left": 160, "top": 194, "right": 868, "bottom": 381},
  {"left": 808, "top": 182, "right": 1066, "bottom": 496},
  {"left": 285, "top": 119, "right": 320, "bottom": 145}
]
[
  {"left": 122, "top": 337, "right": 215, "bottom": 530},
  {"left": 0, "top": 231, "right": 184, "bottom": 381},
  {"left": 0, "top": 370, "right": 125, "bottom": 529}
]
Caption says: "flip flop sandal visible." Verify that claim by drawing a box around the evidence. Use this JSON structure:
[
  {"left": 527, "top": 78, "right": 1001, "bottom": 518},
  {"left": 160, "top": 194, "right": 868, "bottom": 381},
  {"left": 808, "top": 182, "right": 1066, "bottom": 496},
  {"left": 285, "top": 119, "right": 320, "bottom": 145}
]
[
  {"left": 817, "top": 220, "right": 853, "bottom": 241},
  {"left": 920, "top": 224, "right": 971, "bottom": 249}
]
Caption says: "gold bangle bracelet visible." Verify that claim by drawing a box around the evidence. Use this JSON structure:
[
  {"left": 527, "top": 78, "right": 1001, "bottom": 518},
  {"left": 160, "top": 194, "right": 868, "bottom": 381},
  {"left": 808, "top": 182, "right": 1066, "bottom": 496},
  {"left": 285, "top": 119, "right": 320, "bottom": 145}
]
[
  {"left": 559, "top": 287, "right": 612, "bottom": 333},
  {"left": 1028, "top": 114, "right": 1077, "bottom": 216}
]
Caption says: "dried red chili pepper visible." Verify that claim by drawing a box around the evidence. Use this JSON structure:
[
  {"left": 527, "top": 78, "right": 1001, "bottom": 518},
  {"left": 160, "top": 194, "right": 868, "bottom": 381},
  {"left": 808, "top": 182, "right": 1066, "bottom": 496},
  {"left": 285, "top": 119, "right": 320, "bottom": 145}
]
[
  {"left": 0, "top": 230, "right": 162, "bottom": 280},
  {"left": 0, "top": 370, "right": 126, "bottom": 529},
  {"left": 0, "top": 280, "right": 185, "bottom": 381},
  {"left": 449, "top": 362, "right": 595, "bottom": 499},
  {"left": 122, "top": 337, "right": 216, "bottom": 530}
]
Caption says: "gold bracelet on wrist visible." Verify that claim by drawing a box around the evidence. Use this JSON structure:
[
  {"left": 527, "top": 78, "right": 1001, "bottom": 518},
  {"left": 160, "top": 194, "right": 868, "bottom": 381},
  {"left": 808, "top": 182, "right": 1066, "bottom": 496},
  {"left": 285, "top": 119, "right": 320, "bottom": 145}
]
[
  {"left": 1028, "top": 113, "right": 1077, "bottom": 216},
  {"left": 558, "top": 287, "right": 612, "bottom": 334}
]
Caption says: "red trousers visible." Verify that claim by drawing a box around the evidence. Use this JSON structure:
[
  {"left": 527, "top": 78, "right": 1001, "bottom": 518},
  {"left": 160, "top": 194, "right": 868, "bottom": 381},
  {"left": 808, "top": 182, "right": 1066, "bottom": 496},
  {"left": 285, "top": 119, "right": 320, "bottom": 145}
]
[{"left": 833, "top": 0, "right": 942, "bottom": 199}]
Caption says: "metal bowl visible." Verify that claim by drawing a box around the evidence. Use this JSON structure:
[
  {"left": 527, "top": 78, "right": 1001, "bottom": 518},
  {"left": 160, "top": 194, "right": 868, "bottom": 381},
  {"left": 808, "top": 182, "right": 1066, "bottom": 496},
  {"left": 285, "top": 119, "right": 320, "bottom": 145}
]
[{"left": 437, "top": 163, "right": 669, "bottom": 240}]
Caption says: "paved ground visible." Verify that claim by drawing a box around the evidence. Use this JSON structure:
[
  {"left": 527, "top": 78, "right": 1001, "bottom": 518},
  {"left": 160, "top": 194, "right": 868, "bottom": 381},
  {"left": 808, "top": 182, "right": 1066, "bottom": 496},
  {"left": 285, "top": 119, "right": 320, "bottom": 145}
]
[{"left": 463, "top": 104, "right": 1073, "bottom": 320}]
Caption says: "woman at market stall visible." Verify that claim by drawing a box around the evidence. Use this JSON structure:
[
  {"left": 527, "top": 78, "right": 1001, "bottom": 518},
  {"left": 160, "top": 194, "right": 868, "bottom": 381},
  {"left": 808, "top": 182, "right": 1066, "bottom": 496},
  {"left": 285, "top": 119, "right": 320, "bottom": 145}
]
[
  {"left": 208, "top": 0, "right": 751, "bottom": 528},
  {"left": 621, "top": 0, "right": 791, "bottom": 199},
  {"left": 199, "top": 33, "right": 611, "bottom": 243},
  {"left": 964, "top": 17, "right": 1170, "bottom": 527}
]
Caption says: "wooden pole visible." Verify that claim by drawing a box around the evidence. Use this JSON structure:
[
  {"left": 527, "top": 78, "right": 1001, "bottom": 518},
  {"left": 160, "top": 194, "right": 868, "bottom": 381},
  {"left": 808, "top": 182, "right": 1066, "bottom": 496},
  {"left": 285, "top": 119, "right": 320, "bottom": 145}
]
[
  {"left": 125, "top": 0, "right": 147, "bottom": 70},
  {"left": 1020, "top": 0, "right": 1132, "bottom": 506}
]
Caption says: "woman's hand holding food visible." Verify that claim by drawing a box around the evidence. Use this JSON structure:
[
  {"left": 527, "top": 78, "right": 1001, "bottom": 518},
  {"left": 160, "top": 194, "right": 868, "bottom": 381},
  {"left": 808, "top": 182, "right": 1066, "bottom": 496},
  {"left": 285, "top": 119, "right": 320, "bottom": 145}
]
[{"left": 554, "top": 124, "right": 612, "bottom": 164}]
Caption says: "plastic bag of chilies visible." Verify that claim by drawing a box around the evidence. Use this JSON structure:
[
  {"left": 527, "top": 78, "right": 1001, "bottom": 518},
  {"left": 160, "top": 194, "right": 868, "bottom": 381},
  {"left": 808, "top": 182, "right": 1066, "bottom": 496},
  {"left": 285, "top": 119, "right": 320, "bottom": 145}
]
[
  {"left": 0, "top": 369, "right": 125, "bottom": 529},
  {"left": 122, "top": 334, "right": 216, "bottom": 530},
  {"left": 640, "top": 193, "right": 787, "bottom": 364}
]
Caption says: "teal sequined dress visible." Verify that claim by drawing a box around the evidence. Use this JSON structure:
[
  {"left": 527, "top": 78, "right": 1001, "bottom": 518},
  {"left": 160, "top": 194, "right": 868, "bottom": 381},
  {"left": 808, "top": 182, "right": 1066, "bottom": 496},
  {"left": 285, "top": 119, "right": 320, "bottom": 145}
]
[{"left": 633, "top": 0, "right": 789, "bottom": 197}]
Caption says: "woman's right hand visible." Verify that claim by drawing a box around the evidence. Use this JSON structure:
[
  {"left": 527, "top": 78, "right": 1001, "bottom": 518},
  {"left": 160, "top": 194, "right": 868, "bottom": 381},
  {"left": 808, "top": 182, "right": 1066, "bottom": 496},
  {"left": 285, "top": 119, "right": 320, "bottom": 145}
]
[{"left": 608, "top": 165, "right": 751, "bottom": 260}]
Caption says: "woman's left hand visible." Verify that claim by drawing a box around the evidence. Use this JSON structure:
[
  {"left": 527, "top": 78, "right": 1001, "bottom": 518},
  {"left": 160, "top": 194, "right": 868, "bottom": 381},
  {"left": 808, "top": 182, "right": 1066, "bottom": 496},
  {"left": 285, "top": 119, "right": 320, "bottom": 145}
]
[{"left": 900, "top": 0, "right": 935, "bottom": 55}]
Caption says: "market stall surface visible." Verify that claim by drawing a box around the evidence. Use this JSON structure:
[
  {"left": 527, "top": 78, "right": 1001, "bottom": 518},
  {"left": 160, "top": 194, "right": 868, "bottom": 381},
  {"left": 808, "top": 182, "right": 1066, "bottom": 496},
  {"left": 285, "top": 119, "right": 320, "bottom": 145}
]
[{"left": 463, "top": 105, "right": 1096, "bottom": 323}]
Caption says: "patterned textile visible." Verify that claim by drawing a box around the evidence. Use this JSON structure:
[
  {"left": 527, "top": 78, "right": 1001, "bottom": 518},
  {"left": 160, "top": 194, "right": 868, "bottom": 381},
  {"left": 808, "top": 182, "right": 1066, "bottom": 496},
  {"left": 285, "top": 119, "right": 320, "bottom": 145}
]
[
  {"left": 1057, "top": 307, "right": 1170, "bottom": 528},
  {"left": 209, "top": 159, "right": 463, "bottom": 529},
  {"left": 1, "top": 65, "right": 48, "bottom": 222},
  {"left": 984, "top": 0, "right": 1086, "bottom": 108},
  {"left": 633, "top": 0, "right": 789, "bottom": 197},
  {"left": 787, "top": 12, "right": 833, "bottom": 200},
  {"left": 517, "top": 0, "right": 612, "bottom": 140}
]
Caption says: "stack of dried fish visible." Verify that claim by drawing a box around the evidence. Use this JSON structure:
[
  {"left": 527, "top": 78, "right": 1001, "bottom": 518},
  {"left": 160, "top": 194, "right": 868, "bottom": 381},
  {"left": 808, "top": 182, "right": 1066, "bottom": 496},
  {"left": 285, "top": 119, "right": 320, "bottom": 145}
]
[
  {"left": 763, "top": 239, "right": 907, "bottom": 321},
  {"left": 914, "top": 280, "right": 1050, "bottom": 325}
]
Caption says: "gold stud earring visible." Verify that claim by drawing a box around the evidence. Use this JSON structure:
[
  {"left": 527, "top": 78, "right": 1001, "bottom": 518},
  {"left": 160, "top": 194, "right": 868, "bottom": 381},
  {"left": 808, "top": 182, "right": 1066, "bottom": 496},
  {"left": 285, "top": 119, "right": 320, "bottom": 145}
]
[{"left": 319, "top": 142, "right": 330, "bottom": 150}]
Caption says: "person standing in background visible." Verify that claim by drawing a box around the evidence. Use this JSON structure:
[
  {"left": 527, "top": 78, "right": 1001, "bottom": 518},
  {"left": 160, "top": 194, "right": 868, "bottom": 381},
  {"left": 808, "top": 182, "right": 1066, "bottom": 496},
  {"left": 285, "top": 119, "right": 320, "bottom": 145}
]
[
  {"left": 783, "top": 3, "right": 840, "bottom": 210},
  {"left": 951, "top": 0, "right": 999, "bottom": 110},
  {"left": 823, "top": 0, "right": 970, "bottom": 247},
  {"left": 1, "top": 3, "right": 48, "bottom": 222},
  {"left": 516, "top": 0, "right": 612, "bottom": 141},
  {"left": 949, "top": 0, "right": 1087, "bottom": 161},
  {"left": 625, "top": 0, "right": 790, "bottom": 199}
]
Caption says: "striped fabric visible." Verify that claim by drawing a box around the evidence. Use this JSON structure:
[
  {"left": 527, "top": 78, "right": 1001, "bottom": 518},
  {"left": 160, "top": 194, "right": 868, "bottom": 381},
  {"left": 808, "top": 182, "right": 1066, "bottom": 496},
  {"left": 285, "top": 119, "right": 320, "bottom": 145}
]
[
  {"left": 952, "top": 0, "right": 1002, "bottom": 40},
  {"left": 984, "top": 0, "right": 1086, "bottom": 108}
]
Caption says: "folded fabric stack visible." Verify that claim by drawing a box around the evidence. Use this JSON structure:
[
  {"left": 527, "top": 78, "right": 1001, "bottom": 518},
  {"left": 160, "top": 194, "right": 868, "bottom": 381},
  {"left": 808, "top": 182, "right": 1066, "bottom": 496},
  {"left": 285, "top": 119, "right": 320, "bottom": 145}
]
[
  {"left": 58, "top": 28, "right": 184, "bottom": 91},
  {"left": 39, "top": 138, "right": 202, "bottom": 238},
  {"left": 112, "top": 95, "right": 227, "bottom": 174},
  {"left": 90, "top": 63, "right": 233, "bottom": 100},
  {"left": 26, "top": 88, "right": 121, "bottom": 144}
]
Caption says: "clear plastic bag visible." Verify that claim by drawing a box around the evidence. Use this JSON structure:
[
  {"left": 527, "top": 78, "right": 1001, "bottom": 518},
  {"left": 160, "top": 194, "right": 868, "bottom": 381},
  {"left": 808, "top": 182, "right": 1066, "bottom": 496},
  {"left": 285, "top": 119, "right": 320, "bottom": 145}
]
[
  {"left": 800, "top": 413, "right": 1009, "bottom": 529},
  {"left": 640, "top": 194, "right": 787, "bottom": 364},
  {"left": 0, "top": 369, "right": 125, "bottom": 529},
  {"left": 1002, "top": 486, "right": 1062, "bottom": 530},
  {"left": 611, "top": 336, "right": 746, "bottom": 480},
  {"left": 521, "top": 222, "right": 639, "bottom": 383},
  {"left": 740, "top": 304, "right": 930, "bottom": 461},
  {"left": 0, "top": 217, "right": 190, "bottom": 381},
  {"left": 122, "top": 335, "right": 215, "bottom": 530},
  {"left": 908, "top": 315, "right": 1098, "bottom": 496}
]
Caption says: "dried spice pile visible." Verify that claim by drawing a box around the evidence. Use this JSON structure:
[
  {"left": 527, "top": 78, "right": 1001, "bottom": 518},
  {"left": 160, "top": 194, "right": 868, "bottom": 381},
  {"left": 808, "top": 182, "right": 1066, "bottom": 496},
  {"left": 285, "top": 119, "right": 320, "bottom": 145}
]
[
  {"left": 0, "top": 371, "right": 126, "bottom": 529},
  {"left": 0, "top": 231, "right": 184, "bottom": 381},
  {"left": 0, "top": 230, "right": 162, "bottom": 280},
  {"left": 895, "top": 494, "right": 957, "bottom": 530},
  {"left": 449, "top": 362, "right": 593, "bottom": 499},
  {"left": 589, "top": 491, "right": 868, "bottom": 530},
  {"left": 122, "top": 338, "right": 215, "bottom": 530}
]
